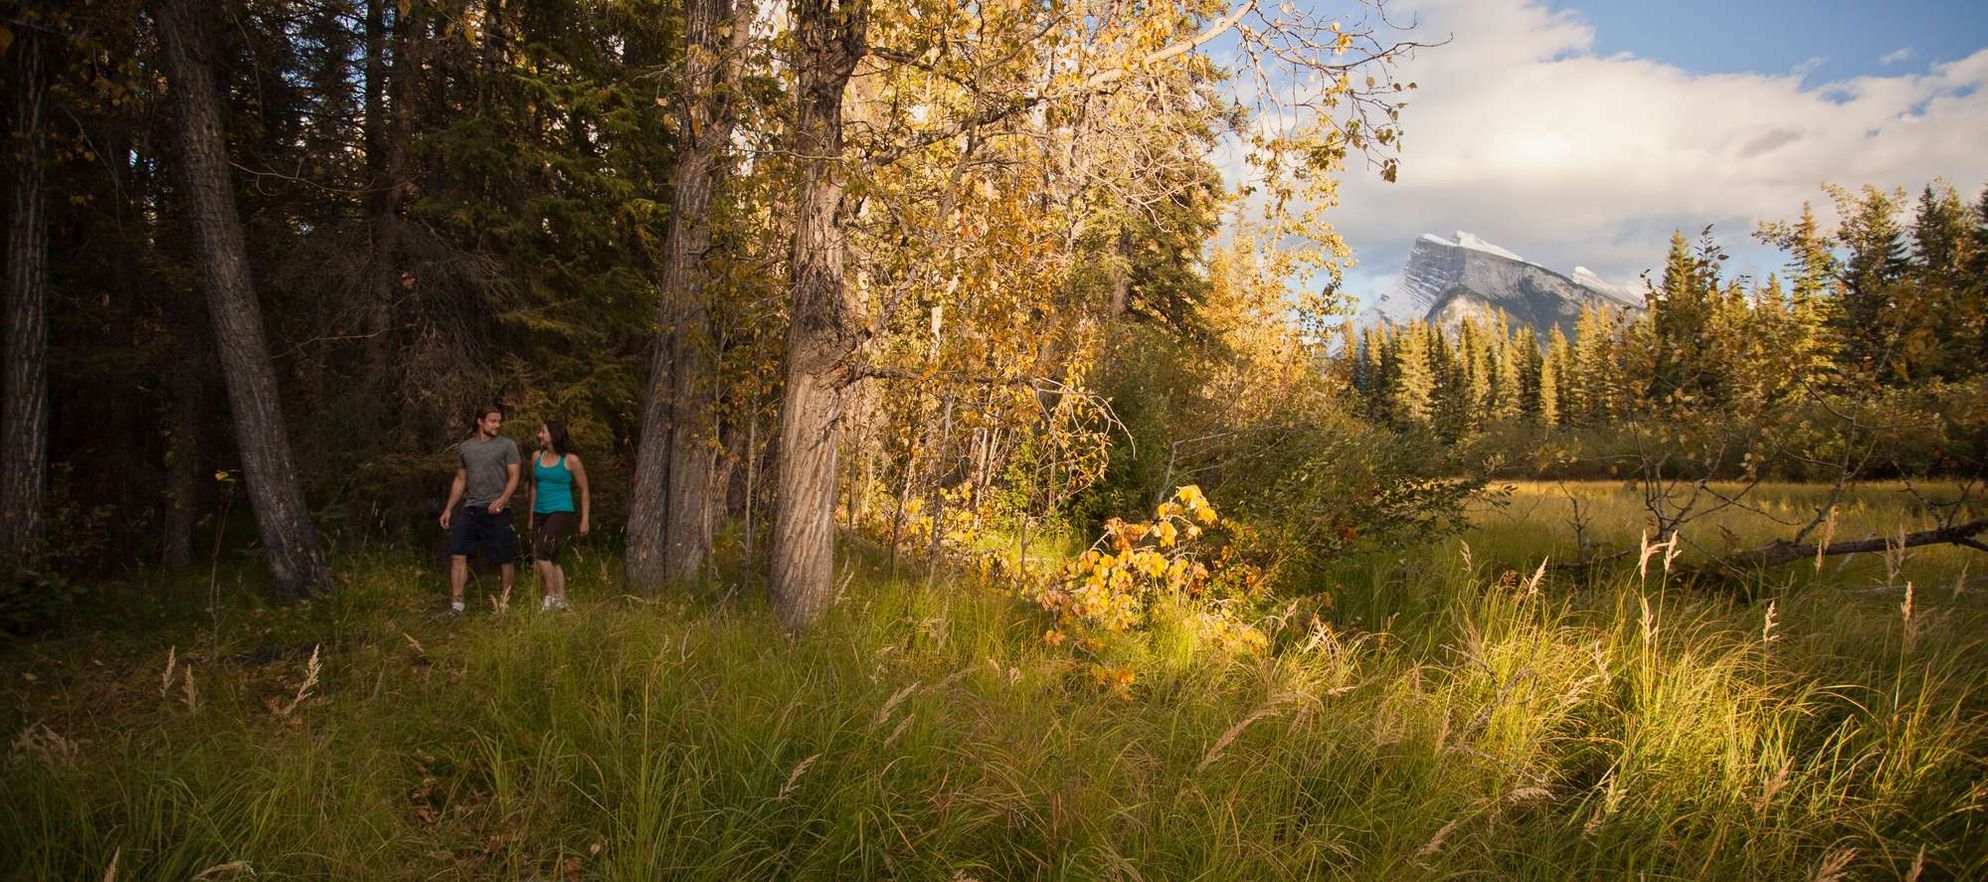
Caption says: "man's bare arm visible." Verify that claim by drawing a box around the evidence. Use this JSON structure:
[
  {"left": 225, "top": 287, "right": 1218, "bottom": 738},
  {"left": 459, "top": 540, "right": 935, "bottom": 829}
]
[
  {"left": 440, "top": 468, "right": 466, "bottom": 528},
  {"left": 491, "top": 463, "right": 521, "bottom": 513}
]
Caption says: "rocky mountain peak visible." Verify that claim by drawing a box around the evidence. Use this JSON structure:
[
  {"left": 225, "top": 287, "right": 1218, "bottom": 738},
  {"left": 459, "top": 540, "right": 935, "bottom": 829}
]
[{"left": 1359, "top": 232, "right": 1641, "bottom": 337}]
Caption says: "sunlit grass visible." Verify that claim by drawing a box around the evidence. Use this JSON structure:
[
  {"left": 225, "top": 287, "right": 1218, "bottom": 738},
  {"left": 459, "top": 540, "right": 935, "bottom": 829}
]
[
  {"left": 3, "top": 487, "right": 1985, "bottom": 880},
  {"left": 1472, "top": 480, "right": 1983, "bottom": 593}
]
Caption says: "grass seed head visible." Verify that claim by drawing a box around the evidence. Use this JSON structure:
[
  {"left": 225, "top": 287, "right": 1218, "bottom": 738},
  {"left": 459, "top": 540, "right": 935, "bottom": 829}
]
[
  {"left": 159, "top": 646, "right": 178, "bottom": 697},
  {"left": 277, "top": 644, "right": 323, "bottom": 718},
  {"left": 1810, "top": 846, "right": 1856, "bottom": 882},
  {"left": 1415, "top": 817, "right": 1461, "bottom": 861},
  {"left": 778, "top": 753, "right": 820, "bottom": 800}
]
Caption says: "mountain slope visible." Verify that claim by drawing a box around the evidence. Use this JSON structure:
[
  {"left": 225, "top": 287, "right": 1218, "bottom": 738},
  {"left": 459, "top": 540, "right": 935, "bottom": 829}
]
[{"left": 1360, "top": 232, "right": 1641, "bottom": 336}]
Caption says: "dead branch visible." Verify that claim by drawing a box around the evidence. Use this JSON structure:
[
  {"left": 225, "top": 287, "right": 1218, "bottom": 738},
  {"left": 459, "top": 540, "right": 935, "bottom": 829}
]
[{"left": 1717, "top": 518, "right": 1988, "bottom": 571}]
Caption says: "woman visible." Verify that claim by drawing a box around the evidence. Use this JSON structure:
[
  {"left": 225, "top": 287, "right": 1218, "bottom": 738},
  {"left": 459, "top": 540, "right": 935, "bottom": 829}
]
[{"left": 527, "top": 420, "right": 590, "bottom": 610}]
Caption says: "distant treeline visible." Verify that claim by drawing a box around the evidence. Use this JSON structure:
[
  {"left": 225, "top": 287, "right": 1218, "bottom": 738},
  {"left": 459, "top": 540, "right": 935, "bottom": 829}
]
[{"left": 1336, "top": 182, "right": 1988, "bottom": 480}]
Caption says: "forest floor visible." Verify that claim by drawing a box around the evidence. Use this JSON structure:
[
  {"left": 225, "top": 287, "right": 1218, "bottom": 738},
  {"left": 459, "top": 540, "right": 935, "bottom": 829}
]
[{"left": 3, "top": 483, "right": 1985, "bottom": 880}]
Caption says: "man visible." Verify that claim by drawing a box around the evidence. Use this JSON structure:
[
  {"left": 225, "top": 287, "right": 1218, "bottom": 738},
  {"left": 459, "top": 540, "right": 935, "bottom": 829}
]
[{"left": 439, "top": 405, "right": 520, "bottom": 612}]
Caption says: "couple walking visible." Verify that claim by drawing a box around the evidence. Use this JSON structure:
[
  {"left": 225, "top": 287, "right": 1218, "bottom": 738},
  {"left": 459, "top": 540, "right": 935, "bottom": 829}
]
[{"left": 439, "top": 406, "right": 591, "bottom": 612}]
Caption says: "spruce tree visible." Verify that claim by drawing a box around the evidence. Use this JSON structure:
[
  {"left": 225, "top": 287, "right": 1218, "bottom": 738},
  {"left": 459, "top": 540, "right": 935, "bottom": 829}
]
[
  {"left": 1644, "top": 228, "right": 1736, "bottom": 408},
  {"left": 1361, "top": 324, "right": 1392, "bottom": 421},
  {"left": 1545, "top": 326, "right": 1572, "bottom": 427},
  {"left": 1334, "top": 321, "right": 1363, "bottom": 395},
  {"left": 1430, "top": 325, "right": 1472, "bottom": 444},
  {"left": 1390, "top": 323, "right": 1435, "bottom": 428},
  {"left": 1490, "top": 314, "right": 1522, "bottom": 423},
  {"left": 1900, "top": 182, "right": 1973, "bottom": 380},
  {"left": 1748, "top": 274, "right": 1795, "bottom": 403},
  {"left": 1571, "top": 304, "right": 1620, "bottom": 425},
  {"left": 1830, "top": 185, "right": 1911, "bottom": 382},
  {"left": 1757, "top": 202, "right": 1838, "bottom": 385},
  {"left": 1515, "top": 325, "right": 1544, "bottom": 424},
  {"left": 1966, "top": 185, "right": 1988, "bottom": 375}
]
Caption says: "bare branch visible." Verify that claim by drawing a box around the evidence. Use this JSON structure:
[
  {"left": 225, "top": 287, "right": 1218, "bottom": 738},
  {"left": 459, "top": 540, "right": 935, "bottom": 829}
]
[{"left": 1718, "top": 518, "right": 1988, "bottom": 571}]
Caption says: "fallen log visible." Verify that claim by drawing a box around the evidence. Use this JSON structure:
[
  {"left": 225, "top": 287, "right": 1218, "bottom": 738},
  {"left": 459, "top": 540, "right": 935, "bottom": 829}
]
[
  {"left": 1545, "top": 518, "right": 1988, "bottom": 580},
  {"left": 1721, "top": 518, "right": 1988, "bottom": 570}
]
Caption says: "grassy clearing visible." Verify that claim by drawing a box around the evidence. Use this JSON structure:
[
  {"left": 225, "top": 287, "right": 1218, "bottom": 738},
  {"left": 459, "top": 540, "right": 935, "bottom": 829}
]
[
  {"left": 1471, "top": 481, "right": 1982, "bottom": 592},
  {"left": 3, "top": 484, "right": 1986, "bottom": 880}
]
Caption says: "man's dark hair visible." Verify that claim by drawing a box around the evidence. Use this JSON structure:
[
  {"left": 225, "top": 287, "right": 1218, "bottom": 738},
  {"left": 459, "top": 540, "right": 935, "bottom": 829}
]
[
  {"left": 473, "top": 404, "right": 505, "bottom": 423},
  {"left": 543, "top": 420, "right": 573, "bottom": 458}
]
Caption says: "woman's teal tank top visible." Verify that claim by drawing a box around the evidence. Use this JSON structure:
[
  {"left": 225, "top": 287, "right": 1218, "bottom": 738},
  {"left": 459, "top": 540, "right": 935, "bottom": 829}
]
[{"left": 533, "top": 453, "right": 576, "bottom": 514}]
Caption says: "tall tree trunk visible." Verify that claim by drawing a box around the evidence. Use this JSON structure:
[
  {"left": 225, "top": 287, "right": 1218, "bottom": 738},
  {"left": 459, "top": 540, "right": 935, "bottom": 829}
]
[
  {"left": 627, "top": 0, "right": 748, "bottom": 589},
  {"left": 161, "top": 332, "right": 202, "bottom": 571},
  {"left": 770, "top": 0, "right": 868, "bottom": 629},
  {"left": 0, "top": 28, "right": 50, "bottom": 561},
  {"left": 156, "top": 0, "right": 332, "bottom": 600},
  {"left": 361, "top": 0, "right": 408, "bottom": 389},
  {"left": 921, "top": 392, "right": 956, "bottom": 586}
]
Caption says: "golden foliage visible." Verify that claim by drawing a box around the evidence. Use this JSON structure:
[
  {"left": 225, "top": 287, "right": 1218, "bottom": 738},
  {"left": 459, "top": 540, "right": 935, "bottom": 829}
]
[{"left": 1031, "top": 486, "right": 1270, "bottom": 680}]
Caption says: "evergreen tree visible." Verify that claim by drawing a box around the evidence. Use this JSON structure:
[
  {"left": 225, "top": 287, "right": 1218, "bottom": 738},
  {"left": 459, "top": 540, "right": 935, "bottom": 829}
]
[
  {"left": 1829, "top": 185, "right": 1911, "bottom": 381},
  {"left": 1389, "top": 323, "right": 1434, "bottom": 428},
  {"left": 1642, "top": 228, "right": 1739, "bottom": 408},
  {"left": 1756, "top": 202, "right": 1837, "bottom": 385},
  {"left": 1713, "top": 276, "right": 1754, "bottom": 405},
  {"left": 1514, "top": 326, "right": 1544, "bottom": 424},
  {"left": 1897, "top": 182, "right": 1974, "bottom": 380},
  {"left": 1360, "top": 324, "right": 1392, "bottom": 421},
  {"left": 1745, "top": 274, "right": 1798, "bottom": 404},
  {"left": 1539, "top": 327, "right": 1564, "bottom": 428},
  {"left": 1489, "top": 314, "right": 1522, "bottom": 423},
  {"left": 1332, "top": 321, "right": 1362, "bottom": 396},
  {"left": 1429, "top": 325, "right": 1472, "bottom": 443},
  {"left": 1571, "top": 304, "right": 1621, "bottom": 425},
  {"left": 1455, "top": 319, "right": 1490, "bottom": 429},
  {"left": 1966, "top": 185, "right": 1988, "bottom": 373}
]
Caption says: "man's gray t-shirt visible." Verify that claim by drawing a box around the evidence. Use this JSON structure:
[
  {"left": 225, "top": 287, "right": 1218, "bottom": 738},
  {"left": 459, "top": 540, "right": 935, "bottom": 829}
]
[{"left": 459, "top": 436, "right": 520, "bottom": 507}]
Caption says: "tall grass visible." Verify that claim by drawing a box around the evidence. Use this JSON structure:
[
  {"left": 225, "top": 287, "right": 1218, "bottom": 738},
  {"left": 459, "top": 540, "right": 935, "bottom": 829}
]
[{"left": 3, "top": 485, "right": 1984, "bottom": 879}]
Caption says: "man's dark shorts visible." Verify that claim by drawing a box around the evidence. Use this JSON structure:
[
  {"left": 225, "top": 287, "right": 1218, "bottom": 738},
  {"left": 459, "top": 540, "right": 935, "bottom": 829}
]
[{"left": 448, "top": 504, "right": 518, "bottom": 564}]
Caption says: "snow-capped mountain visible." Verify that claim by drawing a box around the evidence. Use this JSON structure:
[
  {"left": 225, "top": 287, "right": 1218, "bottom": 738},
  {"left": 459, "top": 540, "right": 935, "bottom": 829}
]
[{"left": 1358, "top": 232, "right": 1642, "bottom": 337}]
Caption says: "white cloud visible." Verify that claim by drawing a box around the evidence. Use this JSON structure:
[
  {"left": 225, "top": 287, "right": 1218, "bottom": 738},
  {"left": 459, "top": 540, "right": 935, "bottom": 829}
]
[
  {"left": 1320, "top": 0, "right": 1988, "bottom": 303},
  {"left": 1880, "top": 47, "right": 1914, "bottom": 65}
]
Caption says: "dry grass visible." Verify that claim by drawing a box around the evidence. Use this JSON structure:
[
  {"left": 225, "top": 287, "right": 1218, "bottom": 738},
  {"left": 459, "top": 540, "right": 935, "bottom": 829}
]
[{"left": 2, "top": 496, "right": 1985, "bottom": 880}]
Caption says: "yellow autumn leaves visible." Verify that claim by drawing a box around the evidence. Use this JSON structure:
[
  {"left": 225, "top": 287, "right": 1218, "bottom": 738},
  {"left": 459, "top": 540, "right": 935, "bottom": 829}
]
[{"left": 1033, "top": 485, "right": 1269, "bottom": 696}]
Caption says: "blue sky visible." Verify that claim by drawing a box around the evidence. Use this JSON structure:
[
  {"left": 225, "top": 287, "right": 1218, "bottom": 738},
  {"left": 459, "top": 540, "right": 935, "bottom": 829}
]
[
  {"left": 1568, "top": 0, "right": 1988, "bottom": 84},
  {"left": 1301, "top": 0, "right": 1988, "bottom": 310}
]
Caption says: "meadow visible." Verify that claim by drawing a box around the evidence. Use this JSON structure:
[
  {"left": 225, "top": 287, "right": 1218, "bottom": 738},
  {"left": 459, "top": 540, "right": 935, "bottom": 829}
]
[{"left": 2, "top": 482, "right": 1983, "bottom": 880}]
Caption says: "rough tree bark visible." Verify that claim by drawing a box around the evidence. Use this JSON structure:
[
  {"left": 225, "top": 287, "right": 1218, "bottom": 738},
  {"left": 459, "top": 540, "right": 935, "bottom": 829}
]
[
  {"left": 627, "top": 0, "right": 748, "bottom": 590},
  {"left": 156, "top": 0, "right": 332, "bottom": 599},
  {"left": 0, "top": 26, "right": 50, "bottom": 561},
  {"left": 769, "top": 0, "right": 869, "bottom": 629}
]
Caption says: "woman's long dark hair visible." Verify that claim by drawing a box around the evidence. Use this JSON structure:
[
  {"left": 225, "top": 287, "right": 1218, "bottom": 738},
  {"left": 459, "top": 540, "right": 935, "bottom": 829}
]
[{"left": 542, "top": 420, "right": 572, "bottom": 458}]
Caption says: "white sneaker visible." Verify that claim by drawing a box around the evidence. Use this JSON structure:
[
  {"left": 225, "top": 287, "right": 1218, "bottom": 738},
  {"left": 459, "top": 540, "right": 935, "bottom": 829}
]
[
  {"left": 450, "top": 600, "right": 465, "bottom": 614},
  {"left": 540, "top": 595, "right": 554, "bottom": 612}
]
